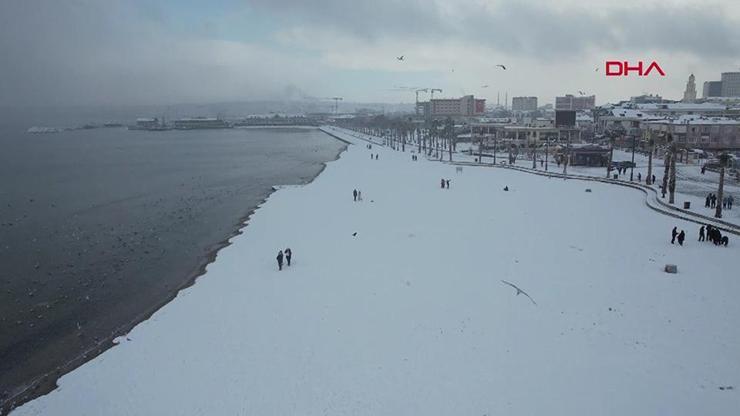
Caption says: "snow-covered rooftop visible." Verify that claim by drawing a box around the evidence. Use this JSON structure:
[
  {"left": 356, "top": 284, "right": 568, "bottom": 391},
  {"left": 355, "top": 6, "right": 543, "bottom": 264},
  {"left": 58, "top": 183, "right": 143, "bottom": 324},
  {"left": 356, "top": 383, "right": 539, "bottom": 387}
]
[{"left": 648, "top": 114, "right": 740, "bottom": 125}]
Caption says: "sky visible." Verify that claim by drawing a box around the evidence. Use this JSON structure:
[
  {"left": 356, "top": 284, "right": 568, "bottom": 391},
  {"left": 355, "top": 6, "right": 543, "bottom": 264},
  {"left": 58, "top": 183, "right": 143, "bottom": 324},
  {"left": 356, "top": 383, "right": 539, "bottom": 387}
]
[{"left": 1, "top": 0, "right": 740, "bottom": 108}]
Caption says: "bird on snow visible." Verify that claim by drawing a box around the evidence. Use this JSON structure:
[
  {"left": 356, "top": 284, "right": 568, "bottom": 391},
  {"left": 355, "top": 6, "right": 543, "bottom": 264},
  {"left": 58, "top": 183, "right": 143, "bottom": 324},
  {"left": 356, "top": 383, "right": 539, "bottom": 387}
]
[
  {"left": 496, "top": 64, "right": 507, "bottom": 70},
  {"left": 501, "top": 280, "right": 537, "bottom": 305},
  {"left": 396, "top": 55, "right": 405, "bottom": 61}
]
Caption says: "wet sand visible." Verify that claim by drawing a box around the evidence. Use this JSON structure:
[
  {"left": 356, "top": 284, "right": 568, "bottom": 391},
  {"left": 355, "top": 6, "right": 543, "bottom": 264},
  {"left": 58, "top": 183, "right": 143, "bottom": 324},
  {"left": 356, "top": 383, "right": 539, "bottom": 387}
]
[{"left": 0, "top": 126, "right": 346, "bottom": 412}]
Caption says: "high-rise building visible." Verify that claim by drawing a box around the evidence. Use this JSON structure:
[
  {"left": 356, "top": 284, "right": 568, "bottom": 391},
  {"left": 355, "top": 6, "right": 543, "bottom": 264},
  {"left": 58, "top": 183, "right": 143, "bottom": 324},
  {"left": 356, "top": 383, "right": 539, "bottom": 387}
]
[
  {"left": 555, "top": 94, "right": 595, "bottom": 111},
  {"left": 703, "top": 81, "right": 723, "bottom": 98},
  {"left": 683, "top": 74, "right": 696, "bottom": 102},
  {"left": 421, "top": 95, "right": 486, "bottom": 118},
  {"left": 720, "top": 72, "right": 740, "bottom": 97},
  {"left": 511, "top": 96, "right": 538, "bottom": 112}
]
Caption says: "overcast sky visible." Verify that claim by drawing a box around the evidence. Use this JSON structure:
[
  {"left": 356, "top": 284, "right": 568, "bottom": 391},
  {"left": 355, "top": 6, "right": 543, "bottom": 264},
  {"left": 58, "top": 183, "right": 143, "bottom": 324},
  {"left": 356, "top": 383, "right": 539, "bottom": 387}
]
[{"left": 2, "top": 0, "right": 740, "bottom": 107}]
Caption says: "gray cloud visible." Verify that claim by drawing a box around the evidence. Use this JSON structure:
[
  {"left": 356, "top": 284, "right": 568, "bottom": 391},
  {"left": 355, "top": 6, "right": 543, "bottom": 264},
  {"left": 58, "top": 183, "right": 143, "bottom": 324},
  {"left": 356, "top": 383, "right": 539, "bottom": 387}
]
[
  {"left": 249, "top": 0, "right": 740, "bottom": 58},
  {"left": 1, "top": 0, "right": 739, "bottom": 108}
]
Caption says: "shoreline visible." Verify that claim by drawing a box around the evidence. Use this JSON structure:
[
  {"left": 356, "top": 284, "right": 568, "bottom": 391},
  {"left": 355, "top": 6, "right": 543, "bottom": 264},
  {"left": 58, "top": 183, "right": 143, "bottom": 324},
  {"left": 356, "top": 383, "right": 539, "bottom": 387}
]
[{"left": 1, "top": 133, "right": 349, "bottom": 415}]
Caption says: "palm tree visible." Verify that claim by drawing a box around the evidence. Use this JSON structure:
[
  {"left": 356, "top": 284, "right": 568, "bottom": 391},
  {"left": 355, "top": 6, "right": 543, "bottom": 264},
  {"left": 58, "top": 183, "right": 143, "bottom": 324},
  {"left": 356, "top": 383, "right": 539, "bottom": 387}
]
[
  {"left": 661, "top": 134, "right": 673, "bottom": 198},
  {"left": 668, "top": 142, "right": 677, "bottom": 204},
  {"left": 606, "top": 135, "right": 615, "bottom": 178},
  {"left": 646, "top": 131, "right": 655, "bottom": 185},
  {"left": 715, "top": 153, "right": 729, "bottom": 218}
]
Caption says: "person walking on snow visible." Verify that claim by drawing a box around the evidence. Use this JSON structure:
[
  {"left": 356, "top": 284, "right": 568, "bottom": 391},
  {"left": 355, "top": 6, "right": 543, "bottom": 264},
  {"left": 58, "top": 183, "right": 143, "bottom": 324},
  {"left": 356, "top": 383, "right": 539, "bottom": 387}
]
[
  {"left": 705, "top": 194, "right": 711, "bottom": 208},
  {"left": 699, "top": 226, "right": 705, "bottom": 242},
  {"left": 729, "top": 195, "right": 734, "bottom": 209},
  {"left": 441, "top": 178, "right": 445, "bottom": 189},
  {"left": 677, "top": 230, "right": 685, "bottom": 246},
  {"left": 276, "top": 250, "right": 284, "bottom": 271},
  {"left": 671, "top": 226, "right": 678, "bottom": 244},
  {"left": 358, "top": 190, "right": 362, "bottom": 201},
  {"left": 285, "top": 248, "right": 292, "bottom": 266},
  {"left": 637, "top": 172, "right": 641, "bottom": 182},
  {"left": 445, "top": 179, "right": 450, "bottom": 189},
  {"left": 353, "top": 189, "right": 358, "bottom": 202}
]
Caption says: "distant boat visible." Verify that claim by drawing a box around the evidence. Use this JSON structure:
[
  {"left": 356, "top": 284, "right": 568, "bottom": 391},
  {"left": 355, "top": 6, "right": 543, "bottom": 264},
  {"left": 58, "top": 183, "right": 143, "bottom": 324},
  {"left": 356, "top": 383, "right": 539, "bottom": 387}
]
[
  {"left": 128, "top": 117, "right": 171, "bottom": 131},
  {"left": 173, "top": 117, "right": 231, "bottom": 130}
]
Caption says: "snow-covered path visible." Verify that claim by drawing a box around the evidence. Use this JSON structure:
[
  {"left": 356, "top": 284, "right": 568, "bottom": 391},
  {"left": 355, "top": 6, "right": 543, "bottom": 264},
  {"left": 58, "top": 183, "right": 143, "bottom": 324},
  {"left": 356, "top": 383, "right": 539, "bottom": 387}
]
[{"left": 13, "top": 126, "right": 740, "bottom": 415}]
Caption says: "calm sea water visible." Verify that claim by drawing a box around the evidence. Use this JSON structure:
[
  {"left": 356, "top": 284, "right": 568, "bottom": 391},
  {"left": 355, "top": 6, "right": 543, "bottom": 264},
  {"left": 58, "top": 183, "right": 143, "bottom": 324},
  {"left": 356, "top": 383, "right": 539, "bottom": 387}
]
[{"left": 0, "top": 124, "right": 345, "bottom": 401}]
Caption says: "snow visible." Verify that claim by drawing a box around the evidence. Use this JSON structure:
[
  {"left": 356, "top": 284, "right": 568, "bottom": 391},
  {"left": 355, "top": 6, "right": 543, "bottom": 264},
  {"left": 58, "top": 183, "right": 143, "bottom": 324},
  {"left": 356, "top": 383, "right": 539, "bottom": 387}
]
[{"left": 12, "top": 126, "right": 740, "bottom": 415}]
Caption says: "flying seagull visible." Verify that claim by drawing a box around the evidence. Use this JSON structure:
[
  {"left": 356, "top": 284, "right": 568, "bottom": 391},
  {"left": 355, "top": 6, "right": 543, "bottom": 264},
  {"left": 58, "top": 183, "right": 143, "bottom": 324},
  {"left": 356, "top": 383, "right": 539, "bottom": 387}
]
[
  {"left": 396, "top": 55, "right": 405, "bottom": 61},
  {"left": 501, "top": 280, "right": 537, "bottom": 305},
  {"left": 496, "top": 64, "right": 507, "bottom": 70}
]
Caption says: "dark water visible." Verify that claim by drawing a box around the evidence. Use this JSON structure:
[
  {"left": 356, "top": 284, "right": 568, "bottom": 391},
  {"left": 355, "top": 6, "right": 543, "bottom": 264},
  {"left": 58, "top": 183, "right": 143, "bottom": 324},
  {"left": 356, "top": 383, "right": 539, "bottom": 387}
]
[{"left": 0, "top": 125, "right": 345, "bottom": 405}]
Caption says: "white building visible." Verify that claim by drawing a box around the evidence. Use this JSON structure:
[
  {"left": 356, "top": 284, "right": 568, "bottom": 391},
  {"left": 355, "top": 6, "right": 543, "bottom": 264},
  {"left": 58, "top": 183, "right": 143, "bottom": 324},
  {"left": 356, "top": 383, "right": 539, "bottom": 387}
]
[
  {"left": 511, "top": 96, "right": 538, "bottom": 112},
  {"left": 720, "top": 72, "right": 740, "bottom": 97}
]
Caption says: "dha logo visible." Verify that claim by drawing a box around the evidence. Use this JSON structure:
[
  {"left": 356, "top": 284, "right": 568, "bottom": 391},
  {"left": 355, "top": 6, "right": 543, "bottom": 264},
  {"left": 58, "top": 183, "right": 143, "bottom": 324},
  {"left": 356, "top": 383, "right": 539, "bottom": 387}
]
[{"left": 605, "top": 61, "right": 665, "bottom": 76}]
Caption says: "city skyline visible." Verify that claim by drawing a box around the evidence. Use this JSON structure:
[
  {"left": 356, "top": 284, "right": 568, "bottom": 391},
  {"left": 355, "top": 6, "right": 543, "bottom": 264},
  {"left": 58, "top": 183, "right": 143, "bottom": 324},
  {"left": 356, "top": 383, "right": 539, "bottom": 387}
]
[{"left": 2, "top": 0, "right": 740, "bottom": 108}]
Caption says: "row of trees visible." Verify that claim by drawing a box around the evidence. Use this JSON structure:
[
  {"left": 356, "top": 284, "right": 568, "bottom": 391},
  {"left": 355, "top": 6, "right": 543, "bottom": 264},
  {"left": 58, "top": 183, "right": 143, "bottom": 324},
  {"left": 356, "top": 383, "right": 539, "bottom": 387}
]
[{"left": 345, "top": 117, "right": 733, "bottom": 219}]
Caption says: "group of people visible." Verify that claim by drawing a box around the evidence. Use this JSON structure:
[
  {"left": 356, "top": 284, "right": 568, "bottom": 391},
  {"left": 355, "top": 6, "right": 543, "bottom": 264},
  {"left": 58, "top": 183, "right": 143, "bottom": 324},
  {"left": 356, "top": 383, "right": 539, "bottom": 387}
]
[
  {"left": 370, "top": 153, "right": 379, "bottom": 160},
  {"left": 704, "top": 193, "right": 733, "bottom": 209},
  {"left": 352, "top": 188, "right": 363, "bottom": 201},
  {"left": 411, "top": 154, "right": 419, "bottom": 161},
  {"left": 709, "top": 193, "right": 733, "bottom": 210},
  {"left": 671, "top": 226, "right": 686, "bottom": 246},
  {"left": 699, "top": 225, "right": 729, "bottom": 246},
  {"left": 276, "top": 248, "right": 292, "bottom": 271},
  {"left": 440, "top": 178, "right": 451, "bottom": 189}
]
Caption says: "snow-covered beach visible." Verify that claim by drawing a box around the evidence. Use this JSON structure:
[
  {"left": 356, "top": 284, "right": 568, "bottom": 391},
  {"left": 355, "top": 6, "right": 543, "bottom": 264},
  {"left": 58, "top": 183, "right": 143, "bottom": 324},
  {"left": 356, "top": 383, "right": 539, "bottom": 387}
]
[{"left": 12, "top": 126, "right": 740, "bottom": 415}]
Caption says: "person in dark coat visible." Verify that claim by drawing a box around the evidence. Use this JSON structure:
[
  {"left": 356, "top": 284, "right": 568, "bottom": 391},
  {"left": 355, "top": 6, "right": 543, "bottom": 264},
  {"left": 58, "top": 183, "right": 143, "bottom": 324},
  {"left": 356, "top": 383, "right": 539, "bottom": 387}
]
[
  {"left": 285, "top": 248, "right": 292, "bottom": 266},
  {"left": 353, "top": 189, "right": 358, "bottom": 201},
  {"left": 503, "top": 186, "right": 509, "bottom": 191},
  {"left": 651, "top": 174, "right": 656, "bottom": 184},
  {"left": 445, "top": 179, "right": 450, "bottom": 188},
  {"left": 711, "top": 228, "right": 722, "bottom": 245},
  {"left": 441, "top": 178, "right": 445, "bottom": 188},
  {"left": 705, "top": 194, "right": 711, "bottom": 208},
  {"left": 711, "top": 194, "right": 717, "bottom": 208},
  {"left": 699, "top": 226, "right": 705, "bottom": 241},
  {"left": 677, "top": 230, "right": 685, "bottom": 246},
  {"left": 729, "top": 195, "right": 734, "bottom": 209},
  {"left": 637, "top": 172, "right": 641, "bottom": 182},
  {"left": 276, "top": 250, "right": 284, "bottom": 271},
  {"left": 671, "top": 226, "right": 677, "bottom": 244},
  {"left": 721, "top": 236, "right": 729, "bottom": 246}
]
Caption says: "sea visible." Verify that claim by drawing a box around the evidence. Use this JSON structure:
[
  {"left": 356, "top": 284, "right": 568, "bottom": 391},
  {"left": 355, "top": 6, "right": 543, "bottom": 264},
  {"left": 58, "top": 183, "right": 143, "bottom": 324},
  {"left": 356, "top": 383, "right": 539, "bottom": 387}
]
[{"left": 0, "top": 117, "right": 346, "bottom": 406}]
